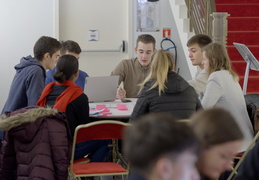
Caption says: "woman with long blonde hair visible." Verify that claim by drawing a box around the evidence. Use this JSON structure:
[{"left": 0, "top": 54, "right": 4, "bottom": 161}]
[
  {"left": 130, "top": 49, "right": 201, "bottom": 121},
  {"left": 201, "top": 43, "right": 253, "bottom": 152}
]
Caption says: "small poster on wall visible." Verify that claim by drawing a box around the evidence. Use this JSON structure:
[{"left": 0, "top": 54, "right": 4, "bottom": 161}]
[
  {"left": 136, "top": 0, "right": 160, "bottom": 32},
  {"left": 162, "top": 28, "right": 171, "bottom": 39}
]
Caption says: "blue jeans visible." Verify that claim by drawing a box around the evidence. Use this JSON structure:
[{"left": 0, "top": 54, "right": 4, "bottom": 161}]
[{"left": 74, "top": 140, "right": 109, "bottom": 162}]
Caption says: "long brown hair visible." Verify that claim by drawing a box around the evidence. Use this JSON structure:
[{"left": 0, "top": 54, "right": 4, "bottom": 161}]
[
  {"left": 202, "top": 43, "right": 239, "bottom": 82},
  {"left": 190, "top": 108, "right": 243, "bottom": 149},
  {"left": 140, "top": 50, "right": 175, "bottom": 95}
]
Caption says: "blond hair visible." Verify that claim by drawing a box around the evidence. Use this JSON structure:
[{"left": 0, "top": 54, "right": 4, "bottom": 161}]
[
  {"left": 203, "top": 43, "right": 239, "bottom": 82},
  {"left": 140, "top": 50, "right": 175, "bottom": 95}
]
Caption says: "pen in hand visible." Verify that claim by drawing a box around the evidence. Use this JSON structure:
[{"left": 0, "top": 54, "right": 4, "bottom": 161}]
[{"left": 116, "top": 85, "right": 126, "bottom": 100}]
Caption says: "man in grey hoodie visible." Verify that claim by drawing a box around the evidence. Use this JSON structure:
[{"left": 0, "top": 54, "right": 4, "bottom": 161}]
[{"left": 1, "top": 36, "right": 62, "bottom": 114}]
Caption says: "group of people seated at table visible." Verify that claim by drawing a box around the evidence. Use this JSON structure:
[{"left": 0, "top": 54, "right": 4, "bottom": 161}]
[{"left": 0, "top": 33, "right": 257, "bottom": 180}]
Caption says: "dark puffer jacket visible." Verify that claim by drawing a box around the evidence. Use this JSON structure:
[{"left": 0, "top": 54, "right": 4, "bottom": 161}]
[
  {"left": 0, "top": 107, "right": 72, "bottom": 180},
  {"left": 130, "top": 71, "right": 202, "bottom": 121}
]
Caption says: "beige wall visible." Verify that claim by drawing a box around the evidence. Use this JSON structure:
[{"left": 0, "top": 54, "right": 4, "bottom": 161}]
[{"left": 59, "top": 0, "right": 131, "bottom": 77}]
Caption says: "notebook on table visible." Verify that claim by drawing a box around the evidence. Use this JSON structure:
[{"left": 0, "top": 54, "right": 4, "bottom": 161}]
[{"left": 84, "top": 76, "right": 119, "bottom": 103}]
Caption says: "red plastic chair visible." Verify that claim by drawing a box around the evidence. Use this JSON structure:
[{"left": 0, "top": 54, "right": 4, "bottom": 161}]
[{"left": 69, "top": 120, "right": 130, "bottom": 179}]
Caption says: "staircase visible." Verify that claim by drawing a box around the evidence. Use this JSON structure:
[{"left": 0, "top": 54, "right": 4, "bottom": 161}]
[
  {"left": 169, "top": 0, "right": 196, "bottom": 78},
  {"left": 215, "top": 0, "right": 259, "bottom": 94}
]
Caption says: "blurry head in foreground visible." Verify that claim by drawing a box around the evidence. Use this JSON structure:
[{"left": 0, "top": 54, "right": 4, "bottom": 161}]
[
  {"left": 124, "top": 112, "right": 200, "bottom": 180},
  {"left": 190, "top": 108, "right": 244, "bottom": 179}
]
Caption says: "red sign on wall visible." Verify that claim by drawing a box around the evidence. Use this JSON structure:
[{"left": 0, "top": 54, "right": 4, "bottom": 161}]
[{"left": 163, "top": 28, "right": 171, "bottom": 39}]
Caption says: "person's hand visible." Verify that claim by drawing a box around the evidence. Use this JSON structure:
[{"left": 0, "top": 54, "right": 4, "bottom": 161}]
[{"left": 116, "top": 87, "right": 126, "bottom": 100}]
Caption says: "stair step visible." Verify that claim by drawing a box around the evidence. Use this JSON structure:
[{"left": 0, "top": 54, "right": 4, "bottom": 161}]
[
  {"left": 227, "top": 31, "right": 259, "bottom": 45},
  {"left": 227, "top": 45, "right": 259, "bottom": 61},
  {"left": 216, "top": 0, "right": 259, "bottom": 4},
  {"left": 239, "top": 76, "right": 259, "bottom": 93},
  {"left": 232, "top": 61, "right": 259, "bottom": 76},
  {"left": 246, "top": 92, "right": 259, "bottom": 95},
  {"left": 215, "top": 0, "right": 259, "bottom": 94},
  {"left": 216, "top": 4, "right": 259, "bottom": 17},
  {"left": 228, "top": 17, "right": 259, "bottom": 31}
]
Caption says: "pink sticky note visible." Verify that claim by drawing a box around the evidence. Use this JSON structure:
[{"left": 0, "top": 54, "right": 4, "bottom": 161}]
[
  {"left": 116, "top": 104, "right": 128, "bottom": 111},
  {"left": 96, "top": 105, "right": 106, "bottom": 110},
  {"left": 101, "top": 112, "right": 112, "bottom": 115},
  {"left": 96, "top": 104, "right": 110, "bottom": 112},
  {"left": 103, "top": 109, "right": 110, "bottom": 112}
]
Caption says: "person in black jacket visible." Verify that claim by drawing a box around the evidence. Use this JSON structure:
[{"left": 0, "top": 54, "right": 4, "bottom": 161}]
[{"left": 130, "top": 50, "right": 202, "bottom": 121}]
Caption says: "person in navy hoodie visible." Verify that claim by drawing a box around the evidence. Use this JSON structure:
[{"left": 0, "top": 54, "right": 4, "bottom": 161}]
[
  {"left": 45, "top": 40, "right": 89, "bottom": 90},
  {"left": 2, "top": 36, "right": 62, "bottom": 114}
]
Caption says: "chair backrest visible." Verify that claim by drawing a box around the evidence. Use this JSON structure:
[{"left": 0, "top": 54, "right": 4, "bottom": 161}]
[
  {"left": 70, "top": 120, "right": 131, "bottom": 167},
  {"left": 244, "top": 94, "right": 259, "bottom": 133},
  {"left": 74, "top": 120, "right": 130, "bottom": 143}
]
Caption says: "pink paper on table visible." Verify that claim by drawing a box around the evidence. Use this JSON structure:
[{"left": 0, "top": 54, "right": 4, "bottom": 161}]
[
  {"left": 96, "top": 104, "right": 106, "bottom": 110},
  {"left": 116, "top": 104, "right": 128, "bottom": 111},
  {"left": 101, "top": 112, "right": 112, "bottom": 115},
  {"left": 96, "top": 104, "right": 110, "bottom": 112}
]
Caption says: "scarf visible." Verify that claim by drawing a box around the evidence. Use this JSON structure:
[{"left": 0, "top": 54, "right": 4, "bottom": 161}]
[{"left": 37, "top": 80, "right": 83, "bottom": 112}]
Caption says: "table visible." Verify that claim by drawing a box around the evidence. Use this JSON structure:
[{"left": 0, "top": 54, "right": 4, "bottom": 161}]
[{"left": 89, "top": 98, "right": 137, "bottom": 122}]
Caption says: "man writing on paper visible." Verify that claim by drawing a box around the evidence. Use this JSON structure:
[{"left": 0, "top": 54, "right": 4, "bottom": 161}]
[{"left": 111, "top": 34, "right": 156, "bottom": 99}]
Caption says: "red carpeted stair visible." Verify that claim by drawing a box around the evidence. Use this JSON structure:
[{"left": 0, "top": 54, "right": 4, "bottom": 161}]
[{"left": 215, "top": 0, "right": 259, "bottom": 94}]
